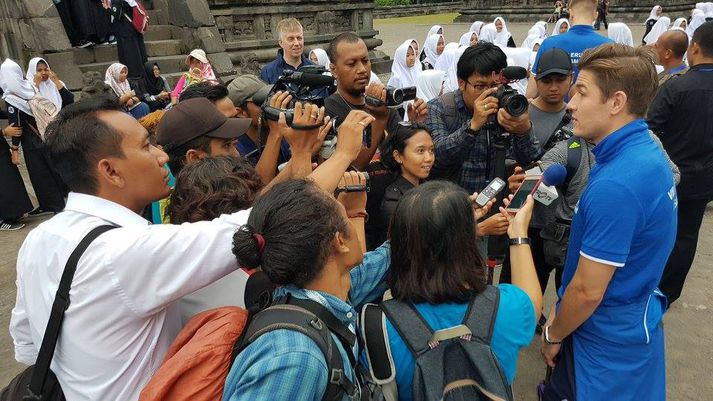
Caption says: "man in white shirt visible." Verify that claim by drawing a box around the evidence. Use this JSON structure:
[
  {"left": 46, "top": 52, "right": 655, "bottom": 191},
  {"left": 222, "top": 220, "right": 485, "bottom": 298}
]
[{"left": 9, "top": 96, "right": 372, "bottom": 401}]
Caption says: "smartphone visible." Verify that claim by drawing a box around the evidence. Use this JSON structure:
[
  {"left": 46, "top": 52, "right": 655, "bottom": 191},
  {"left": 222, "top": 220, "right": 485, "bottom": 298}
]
[
  {"left": 475, "top": 178, "right": 506, "bottom": 207},
  {"left": 506, "top": 176, "right": 541, "bottom": 212}
]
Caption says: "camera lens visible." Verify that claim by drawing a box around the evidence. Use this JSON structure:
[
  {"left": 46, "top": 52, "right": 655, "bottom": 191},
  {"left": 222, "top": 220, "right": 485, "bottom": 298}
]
[
  {"left": 503, "top": 93, "right": 529, "bottom": 117},
  {"left": 391, "top": 88, "right": 404, "bottom": 104}
]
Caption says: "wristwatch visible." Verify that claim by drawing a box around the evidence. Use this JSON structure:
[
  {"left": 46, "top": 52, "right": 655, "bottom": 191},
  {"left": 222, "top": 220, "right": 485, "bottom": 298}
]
[
  {"left": 544, "top": 325, "right": 562, "bottom": 345},
  {"left": 508, "top": 237, "right": 531, "bottom": 246},
  {"left": 465, "top": 127, "right": 479, "bottom": 136}
]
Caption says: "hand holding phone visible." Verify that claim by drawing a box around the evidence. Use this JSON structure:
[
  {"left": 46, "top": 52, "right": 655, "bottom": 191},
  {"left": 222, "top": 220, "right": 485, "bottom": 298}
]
[{"left": 505, "top": 176, "right": 541, "bottom": 213}]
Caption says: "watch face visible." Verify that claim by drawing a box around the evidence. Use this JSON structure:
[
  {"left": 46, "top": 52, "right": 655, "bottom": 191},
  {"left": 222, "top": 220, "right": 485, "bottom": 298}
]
[{"left": 8, "top": 106, "right": 14, "bottom": 114}]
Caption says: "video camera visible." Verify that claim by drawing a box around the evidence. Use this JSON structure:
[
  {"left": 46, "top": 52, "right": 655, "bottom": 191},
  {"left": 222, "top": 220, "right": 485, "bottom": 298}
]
[
  {"left": 259, "top": 66, "right": 335, "bottom": 127},
  {"left": 318, "top": 116, "right": 372, "bottom": 159},
  {"left": 365, "top": 86, "right": 417, "bottom": 108}
]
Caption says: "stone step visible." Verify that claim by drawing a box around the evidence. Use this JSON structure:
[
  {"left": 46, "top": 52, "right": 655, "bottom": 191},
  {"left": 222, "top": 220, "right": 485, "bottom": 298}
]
[
  {"left": 78, "top": 54, "right": 188, "bottom": 76},
  {"left": 73, "top": 39, "right": 184, "bottom": 67},
  {"left": 143, "top": 24, "right": 174, "bottom": 41},
  {"left": 145, "top": 39, "right": 184, "bottom": 57}
]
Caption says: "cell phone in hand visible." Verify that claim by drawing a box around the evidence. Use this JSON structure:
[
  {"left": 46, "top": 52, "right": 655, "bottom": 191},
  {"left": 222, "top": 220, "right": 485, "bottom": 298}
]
[
  {"left": 475, "top": 178, "right": 506, "bottom": 207},
  {"left": 505, "top": 176, "right": 541, "bottom": 212}
]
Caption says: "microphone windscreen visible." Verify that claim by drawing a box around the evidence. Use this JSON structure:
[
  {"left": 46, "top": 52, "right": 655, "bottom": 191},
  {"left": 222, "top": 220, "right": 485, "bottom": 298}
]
[
  {"left": 502, "top": 66, "right": 528, "bottom": 80},
  {"left": 542, "top": 164, "right": 568, "bottom": 186},
  {"left": 298, "top": 72, "right": 336, "bottom": 88}
]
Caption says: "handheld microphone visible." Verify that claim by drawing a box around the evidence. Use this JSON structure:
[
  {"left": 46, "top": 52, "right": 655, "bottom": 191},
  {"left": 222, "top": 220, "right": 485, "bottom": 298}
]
[{"left": 534, "top": 164, "right": 566, "bottom": 206}]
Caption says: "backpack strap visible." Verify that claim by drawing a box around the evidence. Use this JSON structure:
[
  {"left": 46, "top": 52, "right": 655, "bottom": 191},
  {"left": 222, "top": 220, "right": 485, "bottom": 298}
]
[
  {"left": 380, "top": 299, "right": 434, "bottom": 357},
  {"left": 461, "top": 286, "right": 500, "bottom": 343},
  {"left": 26, "top": 225, "right": 118, "bottom": 400},
  {"left": 236, "top": 299, "right": 358, "bottom": 401},
  {"left": 360, "top": 303, "right": 398, "bottom": 401},
  {"left": 562, "top": 136, "right": 583, "bottom": 194},
  {"left": 540, "top": 111, "right": 572, "bottom": 154},
  {"left": 441, "top": 91, "right": 459, "bottom": 131}
]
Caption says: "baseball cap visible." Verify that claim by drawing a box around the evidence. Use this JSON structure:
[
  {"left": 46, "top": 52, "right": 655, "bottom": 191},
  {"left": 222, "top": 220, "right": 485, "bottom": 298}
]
[
  {"left": 187, "top": 49, "right": 209, "bottom": 64},
  {"left": 157, "top": 98, "right": 251, "bottom": 150},
  {"left": 227, "top": 74, "right": 270, "bottom": 106},
  {"left": 535, "top": 48, "right": 573, "bottom": 80}
]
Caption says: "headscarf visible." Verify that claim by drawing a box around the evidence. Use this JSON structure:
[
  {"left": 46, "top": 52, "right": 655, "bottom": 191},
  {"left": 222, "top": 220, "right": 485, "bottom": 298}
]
[
  {"left": 551, "top": 19, "right": 570, "bottom": 36},
  {"left": 423, "top": 34, "right": 443, "bottom": 67},
  {"left": 422, "top": 25, "right": 443, "bottom": 58},
  {"left": 199, "top": 62, "right": 216, "bottom": 82},
  {"left": 479, "top": 24, "right": 498, "bottom": 44},
  {"left": 529, "top": 40, "right": 544, "bottom": 72},
  {"left": 143, "top": 61, "right": 164, "bottom": 96},
  {"left": 493, "top": 17, "right": 512, "bottom": 47},
  {"left": 535, "top": 21, "right": 548, "bottom": 37},
  {"left": 416, "top": 70, "right": 446, "bottom": 102},
  {"left": 672, "top": 17, "right": 687, "bottom": 29},
  {"left": 0, "top": 59, "right": 36, "bottom": 115},
  {"left": 688, "top": 13, "right": 707, "bottom": 37},
  {"left": 387, "top": 42, "right": 419, "bottom": 89},
  {"left": 435, "top": 44, "right": 459, "bottom": 75},
  {"left": 470, "top": 21, "right": 484, "bottom": 35},
  {"left": 447, "top": 47, "right": 467, "bottom": 93},
  {"left": 124, "top": 0, "right": 139, "bottom": 6},
  {"left": 26, "top": 57, "right": 62, "bottom": 110},
  {"left": 608, "top": 23, "right": 634, "bottom": 47},
  {"left": 692, "top": 9, "right": 704, "bottom": 17},
  {"left": 705, "top": 2, "right": 713, "bottom": 18},
  {"left": 105, "top": 62, "right": 132, "bottom": 97},
  {"left": 459, "top": 31, "right": 477, "bottom": 47},
  {"left": 309, "top": 48, "right": 330, "bottom": 69},
  {"left": 522, "top": 34, "right": 541, "bottom": 50},
  {"left": 647, "top": 5, "right": 662, "bottom": 22},
  {"left": 644, "top": 16, "right": 671, "bottom": 44},
  {"left": 501, "top": 47, "right": 532, "bottom": 95}
]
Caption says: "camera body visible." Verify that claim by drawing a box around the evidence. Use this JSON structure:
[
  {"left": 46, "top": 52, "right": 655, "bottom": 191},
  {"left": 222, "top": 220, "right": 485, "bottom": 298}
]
[
  {"left": 319, "top": 116, "right": 372, "bottom": 159},
  {"left": 260, "top": 67, "right": 335, "bottom": 127},
  {"left": 365, "top": 86, "right": 417, "bottom": 108}
]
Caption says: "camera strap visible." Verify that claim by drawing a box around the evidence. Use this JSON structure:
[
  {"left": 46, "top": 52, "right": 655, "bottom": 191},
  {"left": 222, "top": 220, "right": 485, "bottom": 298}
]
[{"left": 290, "top": 123, "right": 323, "bottom": 131}]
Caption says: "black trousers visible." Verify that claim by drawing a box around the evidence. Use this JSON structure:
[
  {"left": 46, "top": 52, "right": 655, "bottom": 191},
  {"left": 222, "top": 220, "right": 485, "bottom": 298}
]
[
  {"left": 498, "top": 227, "right": 563, "bottom": 295},
  {"left": 21, "top": 133, "right": 67, "bottom": 212},
  {"left": 594, "top": 12, "right": 608, "bottom": 30},
  {"left": 659, "top": 199, "right": 708, "bottom": 304}
]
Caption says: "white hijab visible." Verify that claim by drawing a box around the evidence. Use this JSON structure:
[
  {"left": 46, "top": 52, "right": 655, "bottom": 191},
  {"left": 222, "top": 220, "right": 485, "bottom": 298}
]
[
  {"left": 105, "top": 62, "right": 132, "bottom": 97},
  {"left": 459, "top": 31, "right": 477, "bottom": 47},
  {"left": 493, "top": 17, "right": 512, "bottom": 47},
  {"left": 529, "top": 40, "right": 544, "bottom": 72},
  {"left": 647, "top": 5, "right": 662, "bottom": 22},
  {"left": 424, "top": 34, "right": 443, "bottom": 67},
  {"left": 435, "top": 44, "right": 459, "bottom": 75},
  {"left": 469, "top": 21, "right": 484, "bottom": 35},
  {"left": 423, "top": 25, "right": 443, "bottom": 57},
  {"left": 672, "top": 17, "right": 687, "bottom": 30},
  {"left": 447, "top": 46, "right": 467, "bottom": 93},
  {"left": 416, "top": 69, "right": 446, "bottom": 102},
  {"left": 644, "top": 16, "right": 671, "bottom": 44},
  {"left": 501, "top": 47, "right": 532, "bottom": 95},
  {"left": 688, "top": 14, "right": 707, "bottom": 36},
  {"left": 608, "top": 23, "right": 634, "bottom": 47},
  {"left": 705, "top": 2, "right": 713, "bottom": 18},
  {"left": 535, "top": 21, "right": 548, "bottom": 37},
  {"left": 479, "top": 24, "right": 498, "bottom": 44},
  {"left": 25, "top": 57, "right": 63, "bottom": 110},
  {"left": 309, "top": 48, "right": 330, "bottom": 69},
  {"left": 387, "top": 42, "right": 419, "bottom": 89},
  {"left": 0, "top": 59, "right": 36, "bottom": 115},
  {"left": 551, "top": 19, "right": 570, "bottom": 36}
]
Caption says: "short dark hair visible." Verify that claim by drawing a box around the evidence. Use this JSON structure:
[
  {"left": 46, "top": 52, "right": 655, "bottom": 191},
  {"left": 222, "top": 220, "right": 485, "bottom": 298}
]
[
  {"left": 666, "top": 29, "right": 690, "bottom": 59},
  {"left": 178, "top": 81, "right": 229, "bottom": 103},
  {"left": 167, "top": 156, "right": 263, "bottom": 224},
  {"left": 379, "top": 122, "right": 431, "bottom": 172},
  {"left": 328, "top": 32, "right": 362, "bottom": 63},
  {"left": 457, "top": 42, "right": 507, "bottom": 81},
  {"left": 232, "top": 179, "right": 349, "bottom": 287},
  {"left": 165, "top": 135, "right": 212, "bottom": 175},
  {"left": 44, "top": 96, "right": 125, "bottom": 194},
  {"left": 387, "top": 181, "right": 487, "bottom": 303},
  {"left": 692, "top": 21, "right": 713, "bottom": 58}
]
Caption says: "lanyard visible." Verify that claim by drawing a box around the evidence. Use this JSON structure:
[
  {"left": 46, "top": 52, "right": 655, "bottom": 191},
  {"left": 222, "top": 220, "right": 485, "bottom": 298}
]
[{"left": 668, "top": 65, "right": 687, "bottom": 74}]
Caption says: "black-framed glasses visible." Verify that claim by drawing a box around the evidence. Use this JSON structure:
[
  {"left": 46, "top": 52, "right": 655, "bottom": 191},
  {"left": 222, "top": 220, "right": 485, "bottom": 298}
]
[{"left": 466, "top": 80, "right": 499, "bottom": 91}]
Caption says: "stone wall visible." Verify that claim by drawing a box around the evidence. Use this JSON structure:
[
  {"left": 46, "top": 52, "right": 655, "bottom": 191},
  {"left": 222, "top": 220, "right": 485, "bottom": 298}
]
[
  {"left": 456, "top": 1, "right": 699, "bottom": 23},
  {"left": 374, "top": 1, "right": 464, "bottom": 19},
  {"left": 207, "top": 0, "right": 390, "bottom": 74}
]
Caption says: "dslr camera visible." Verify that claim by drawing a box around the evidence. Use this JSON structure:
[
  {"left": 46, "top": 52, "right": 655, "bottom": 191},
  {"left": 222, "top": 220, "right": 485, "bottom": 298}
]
[
  {"left": 365, "top": 86, "right": 417, "bottom": 108},
  {"left": 259, "top": 66, "right": 335, "bottom": 127},
  {"left": 484, "top": 66, "right": 529, "bottom": 143}
]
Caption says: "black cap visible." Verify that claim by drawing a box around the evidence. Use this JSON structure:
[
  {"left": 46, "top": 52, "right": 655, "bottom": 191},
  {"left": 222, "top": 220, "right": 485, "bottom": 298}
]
[
  {"left": 535, "top": 48, "right": 573, "bottom": 80},
  {"left": 157, "top": 98, "right": 251, "bottom": 150}
]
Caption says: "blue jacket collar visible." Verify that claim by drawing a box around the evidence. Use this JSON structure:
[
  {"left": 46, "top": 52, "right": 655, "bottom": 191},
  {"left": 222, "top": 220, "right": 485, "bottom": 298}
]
[
  {"left": 591, "top": 119, "right": 649, "bottom": 163},
  {"left": 273, "top": 49, "right": 311, "bottom": 70}
]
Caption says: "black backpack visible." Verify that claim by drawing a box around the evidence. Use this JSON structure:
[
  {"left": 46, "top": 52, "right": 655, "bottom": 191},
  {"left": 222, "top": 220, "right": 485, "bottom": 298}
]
[
  {"left": 360, "top": 286, "right": 513, "bottom": 401},
  {"left": 233, "top": 293, "right": 365, "bottom": 401}
]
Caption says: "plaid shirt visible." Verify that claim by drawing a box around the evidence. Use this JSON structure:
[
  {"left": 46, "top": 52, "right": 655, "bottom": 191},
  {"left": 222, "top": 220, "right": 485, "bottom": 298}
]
[
  {"left": 223, "top": 243, "right": 391, "bottom": 401},
  {"left": 426, "top": 90, "right": 540, "bottom": 193}
]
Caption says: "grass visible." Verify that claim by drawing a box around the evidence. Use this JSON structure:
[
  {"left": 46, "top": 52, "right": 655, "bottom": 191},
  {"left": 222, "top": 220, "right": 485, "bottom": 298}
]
[{"left": 374, "top": 13, "right": 459, "bottom": 25}]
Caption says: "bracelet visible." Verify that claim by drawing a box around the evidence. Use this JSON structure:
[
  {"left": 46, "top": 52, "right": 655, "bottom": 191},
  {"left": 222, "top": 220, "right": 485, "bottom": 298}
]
[
  {"left": 508, "top": 237, "right": 531, "bottom": 246},
  {"left": 347, "top": 210, "right": 369, "bottom": 222},
  {"left": 544, "top": 325, "right": 562, "bottom": 345}
]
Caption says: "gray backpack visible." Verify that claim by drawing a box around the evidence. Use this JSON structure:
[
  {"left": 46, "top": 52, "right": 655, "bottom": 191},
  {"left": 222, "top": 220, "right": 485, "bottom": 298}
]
[{"left": 360, "top": 286, "right": 513, "bottom": 401}]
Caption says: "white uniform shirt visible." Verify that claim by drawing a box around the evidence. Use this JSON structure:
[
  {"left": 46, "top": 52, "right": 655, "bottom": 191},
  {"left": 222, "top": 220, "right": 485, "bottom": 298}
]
[{"left": 10, "top": 192, "right": 250, "bottom": 401}]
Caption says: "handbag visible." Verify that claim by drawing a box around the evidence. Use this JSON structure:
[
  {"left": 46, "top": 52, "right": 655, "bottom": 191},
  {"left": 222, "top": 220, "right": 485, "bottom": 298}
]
[
  {"left": 0, "top": 225, "right": 118, "bottom": 401},
  {"left": 125, "top": 2, "right": 149, "bottom": 34}
]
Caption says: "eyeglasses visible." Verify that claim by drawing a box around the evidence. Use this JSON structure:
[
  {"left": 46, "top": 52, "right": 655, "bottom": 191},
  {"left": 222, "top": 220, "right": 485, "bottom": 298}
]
[{"left": 466, "top": 80, "right": 499, "bottom": 92}]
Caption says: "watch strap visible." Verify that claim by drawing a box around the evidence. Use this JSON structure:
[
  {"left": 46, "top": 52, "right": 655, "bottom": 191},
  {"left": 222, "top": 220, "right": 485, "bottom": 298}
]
[
  {"left": 508, "top": 237, "right": 531, "bottom": 246},
  {"left": 544, "top": 325, "right": 562, "bottom": 345}
]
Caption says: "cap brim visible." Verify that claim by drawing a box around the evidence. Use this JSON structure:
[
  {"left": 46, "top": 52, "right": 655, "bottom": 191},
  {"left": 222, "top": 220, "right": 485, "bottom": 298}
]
[
  {"left": 536, "top": 68, "right": 571, "bottom": 80},
  {"left": 205, "top": 117, "right": 252, "bottom": 139}
]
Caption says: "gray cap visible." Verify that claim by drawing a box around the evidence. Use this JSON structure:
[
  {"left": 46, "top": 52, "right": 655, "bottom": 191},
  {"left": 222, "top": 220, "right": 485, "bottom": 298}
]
[{"left": 227, "top": 74, "right": 270, "bottom": 106}]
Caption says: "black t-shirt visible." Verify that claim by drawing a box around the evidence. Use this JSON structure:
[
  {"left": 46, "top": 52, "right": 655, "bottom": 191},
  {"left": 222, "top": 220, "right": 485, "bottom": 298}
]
[{"left": 324, "top": 92, "right": 402, "bottom": 139}]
